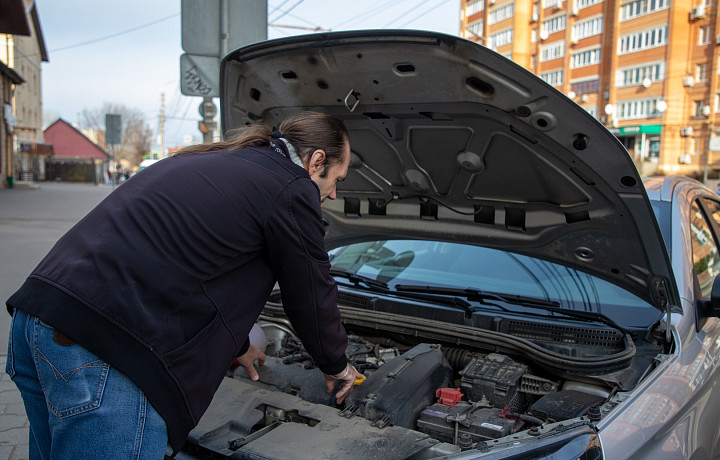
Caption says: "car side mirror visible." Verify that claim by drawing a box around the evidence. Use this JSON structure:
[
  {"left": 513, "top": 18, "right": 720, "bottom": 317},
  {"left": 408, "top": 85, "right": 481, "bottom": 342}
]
[{"left": 700, "top": 275, "right": 720, "bottom": 317}]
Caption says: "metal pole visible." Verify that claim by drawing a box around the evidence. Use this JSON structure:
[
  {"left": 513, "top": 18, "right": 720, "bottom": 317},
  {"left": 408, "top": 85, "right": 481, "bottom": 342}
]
[{"left": 704, "top": 121, "right": 712, "bottom": 184}]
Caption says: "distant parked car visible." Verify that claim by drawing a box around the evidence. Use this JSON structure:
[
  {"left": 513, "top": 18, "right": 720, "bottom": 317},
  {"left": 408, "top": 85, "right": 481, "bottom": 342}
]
[
  {"left": 136, "top": 158, "right": 161, "bottom": 173},
  {"left": 172, "top": 30, "right": 720, "bottom": 459}
]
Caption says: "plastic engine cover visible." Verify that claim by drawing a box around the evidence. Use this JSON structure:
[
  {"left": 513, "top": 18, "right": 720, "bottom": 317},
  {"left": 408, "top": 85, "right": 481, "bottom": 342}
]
[{"left": 342, "top": 343, "right": 453, "bottom": 429}]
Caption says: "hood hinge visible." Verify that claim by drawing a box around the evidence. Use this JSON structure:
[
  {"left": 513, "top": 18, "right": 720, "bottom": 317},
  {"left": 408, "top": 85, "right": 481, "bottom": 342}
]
[{"left": 650, "top": 276, "right": 672, "bottom": 343}]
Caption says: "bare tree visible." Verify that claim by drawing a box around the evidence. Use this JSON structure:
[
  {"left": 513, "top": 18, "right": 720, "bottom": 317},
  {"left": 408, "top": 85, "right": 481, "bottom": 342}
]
[{"left": 80, "top": 103, "right": 152, "bottom": 167}]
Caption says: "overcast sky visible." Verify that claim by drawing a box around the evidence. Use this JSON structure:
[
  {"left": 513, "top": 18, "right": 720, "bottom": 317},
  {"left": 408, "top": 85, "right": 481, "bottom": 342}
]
[{"left": 37, "top": 0, "right": 460, "bottom": 150}]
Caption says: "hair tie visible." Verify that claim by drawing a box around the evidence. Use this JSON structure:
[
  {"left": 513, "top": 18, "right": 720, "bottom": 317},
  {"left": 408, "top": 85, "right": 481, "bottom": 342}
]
[{"left": 271, "top": 131, "right": 283, "bottom": 139}]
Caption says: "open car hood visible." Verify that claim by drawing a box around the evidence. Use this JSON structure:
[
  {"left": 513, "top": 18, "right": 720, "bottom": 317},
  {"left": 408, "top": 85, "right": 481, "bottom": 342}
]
[{"left": 220, "top": 30, "right": 678, "bottom": 311}]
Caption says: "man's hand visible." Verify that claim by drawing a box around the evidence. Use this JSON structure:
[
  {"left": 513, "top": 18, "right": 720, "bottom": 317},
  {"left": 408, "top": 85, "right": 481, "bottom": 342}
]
[
  {"left": 324, "top": 364, "right": 360, "bottom": 404},
  {"left": 234, "top": 345, "right": 266, "bottom": 381}
]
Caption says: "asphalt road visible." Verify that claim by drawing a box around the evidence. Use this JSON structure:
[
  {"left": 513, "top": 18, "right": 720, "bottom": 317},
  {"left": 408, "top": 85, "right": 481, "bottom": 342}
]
[{"left": 0, "top": 183, "right": 112, "bottom": 350}]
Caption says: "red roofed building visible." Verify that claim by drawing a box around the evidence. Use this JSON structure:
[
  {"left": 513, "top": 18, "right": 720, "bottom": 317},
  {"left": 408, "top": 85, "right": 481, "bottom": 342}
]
[{"left": 44, "top": 118, "right": 110, "bottom": 183}]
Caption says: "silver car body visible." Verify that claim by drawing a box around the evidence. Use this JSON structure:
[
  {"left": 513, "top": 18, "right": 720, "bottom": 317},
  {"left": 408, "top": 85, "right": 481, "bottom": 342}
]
[{"left": 595, "top": 177, "right": 720, "bottom": 459}]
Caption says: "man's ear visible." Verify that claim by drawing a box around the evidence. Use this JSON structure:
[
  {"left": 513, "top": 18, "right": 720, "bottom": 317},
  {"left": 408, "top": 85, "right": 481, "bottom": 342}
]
[{"left": 308, "top": 149, "right": 326, "bottom": 175}]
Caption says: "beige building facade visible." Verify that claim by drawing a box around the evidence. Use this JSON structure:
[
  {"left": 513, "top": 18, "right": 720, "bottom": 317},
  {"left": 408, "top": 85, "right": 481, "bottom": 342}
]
[
  {"left": 461, "top": 0, "right": 720, "bottom": 179},
  {"left": 0, "top": 0, "right": 48, "bottom": 186}
]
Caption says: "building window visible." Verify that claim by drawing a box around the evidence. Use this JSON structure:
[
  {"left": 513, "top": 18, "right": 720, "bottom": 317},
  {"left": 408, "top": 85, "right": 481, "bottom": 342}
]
[
  {"left": 571, "top": 78, "right": 600, "bottom": 94},
  {"left": 571, "top": 46, "right": 602, "bottom": 68},
  {"left": 489, "top": 28, "right": 514, "bottom": 48},
  {"left": 489, "top": 2, "right": 515, "bottom": 25},
  {"left": 543, "top": 0, "right": 561, "bottom": 8},
  {"left": 541, "top": 41, "right": 565, "bottom": 61},
  {"left": 695, "top": 100, "right": 707, "bottom": 117},
  {"left": 700, "top": 26, "right": 712, "bottom": 45},
  {"left": 531, "top": 54, "right": 538, "bottom": 67},
  {"left": 542, "top": 14, "right": 566, "bottom": 35},
  {"left": 541, "top": 69, "right": 564, "bottom": 86},
  {"left": 572, "top": 16, "right": 603, "bottom": 41},
  {"left": 697, "top": 63, "right": 709, "bottom": 82},
  {"left": 467, "top": 0, "right": 485, "bottom": 15},
  {"left": 576, "top": 0, "right": 603, "bottom": 8},
  {"left": 620, "top": 0, "right": 670, "bottom": 21},
  {"left": 584, "top": 106, "right": 599, "bottom": 118},
  {"left": 618, "top": 25, "right": 668, "bottom": 54},
  {"left": 617, "top": 97, "right": 664, "bottom": 120},
  {"left": 618, "top": 62, "right": 665, "bottom": 86},
  {"left": 467, "top": 19, "right": 484, "bottom": 38}
]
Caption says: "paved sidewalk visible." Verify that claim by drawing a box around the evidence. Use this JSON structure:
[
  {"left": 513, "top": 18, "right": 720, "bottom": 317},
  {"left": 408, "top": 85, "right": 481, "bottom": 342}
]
[{"left": 0, "top": 355, "right": 28, "bottom": 460}]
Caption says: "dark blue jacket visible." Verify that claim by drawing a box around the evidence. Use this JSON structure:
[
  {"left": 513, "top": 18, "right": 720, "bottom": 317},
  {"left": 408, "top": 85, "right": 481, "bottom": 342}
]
[{"left": 6, "top": 146, "right": 349, "bottom": 451}]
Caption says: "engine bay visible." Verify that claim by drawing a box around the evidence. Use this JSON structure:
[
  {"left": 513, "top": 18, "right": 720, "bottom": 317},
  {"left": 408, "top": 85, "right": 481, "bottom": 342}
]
[{"left": 179, "top": 303, "right": 665, "bottom": 460}]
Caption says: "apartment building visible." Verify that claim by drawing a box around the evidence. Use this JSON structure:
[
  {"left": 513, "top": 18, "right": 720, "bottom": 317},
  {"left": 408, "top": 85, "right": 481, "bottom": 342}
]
[{"left": 461, "top": 0, "right": 720, "bottom": 179}]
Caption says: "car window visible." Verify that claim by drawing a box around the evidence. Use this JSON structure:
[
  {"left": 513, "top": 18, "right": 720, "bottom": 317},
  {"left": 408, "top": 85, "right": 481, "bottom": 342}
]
[
  {"left": 690, "top": 201, "right": 720, "bottom": 298},
  {"left": 329, "top": 239, "right": 658, "bottom": 326},
  {"left": 702, "top": 198, "right": 720, "bottom": 229}
]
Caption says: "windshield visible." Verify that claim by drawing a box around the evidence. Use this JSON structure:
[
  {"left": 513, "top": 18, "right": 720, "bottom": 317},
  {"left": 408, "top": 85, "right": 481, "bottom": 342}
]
[{"left": 329, "top": 240, "right": 660, "bottom": 328}]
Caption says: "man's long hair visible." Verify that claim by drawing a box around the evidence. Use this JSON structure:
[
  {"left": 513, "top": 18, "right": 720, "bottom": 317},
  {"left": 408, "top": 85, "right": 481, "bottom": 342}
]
[{"left": 173, "top": 111, "right": 349, "bottom": 168}]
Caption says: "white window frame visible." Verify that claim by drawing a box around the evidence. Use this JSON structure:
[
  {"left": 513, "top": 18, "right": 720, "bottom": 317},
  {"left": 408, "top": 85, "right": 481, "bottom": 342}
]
[
  {"left": 620, "top": 0, "right": 670, "bottom": 21},
  {"left": 467, "top": 0, "right": 485, "bottom": 15},
  {"left": 700, "top": 25, "right": 712, "bottom": 46},
  {"left": 467, "top": 19, "right": 484, "bottom": 38},
  {"left": 584, "top": 106, "right": 599, "bottom": 118},
  {"left": 576, "top": 0, "right": 603, "bottom": 8},
  {"left": 617, "top": 61, "right": 665, "bottom": 87},
  {"left": 572, "top": 16, "right": 603, "bottom": 41},
  {"left": 541, "top": 41, "right": 565, "bottom": 61},
  {"left": 489, "top": 28, "right": 514, "bottom": 48},
  {"left": 542, "top": 14, "right": 566, "bottom": 35},
  {"left": 489, "top": 2, "right": 515, "bottom": 25},
  {"left": 543, "top": 0, "right": 561, "bottom": 8},
  {"left": 617, "top": 97, "right": 663, "bottom": 120},
  {"left": 618, "top": 25, "right": 668, "bottom": 55},
  {"left": 697, "top": 62, "right": 709, "bottom": 82},
  {"left": 541, "top": 69, "right": 564, "bottom": 86},
  {"left": 571, "top": 46, "right": 602, "bottom": 68}
]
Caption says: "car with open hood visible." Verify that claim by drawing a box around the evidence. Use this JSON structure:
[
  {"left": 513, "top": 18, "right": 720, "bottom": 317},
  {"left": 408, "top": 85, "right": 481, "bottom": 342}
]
[{"left": 173, "top": 30, "right": 720, "bottom": 459}]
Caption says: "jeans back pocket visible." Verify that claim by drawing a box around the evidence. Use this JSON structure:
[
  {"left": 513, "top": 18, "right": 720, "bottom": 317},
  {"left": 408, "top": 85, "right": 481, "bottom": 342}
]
[{"left": 32, "top": 319, "right": 110, "bottom": 418}]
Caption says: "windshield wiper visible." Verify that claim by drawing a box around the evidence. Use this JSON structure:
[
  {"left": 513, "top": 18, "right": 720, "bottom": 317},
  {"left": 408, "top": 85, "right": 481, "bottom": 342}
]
[
  {"left": 329, "top": 269, "right": 388, "bottom": 290},
  {"left": 330, "top": 271, "right": 476, "bottom": 316},
  {"left": 394, "top": 285, "right": 631, "bottom": 335}
]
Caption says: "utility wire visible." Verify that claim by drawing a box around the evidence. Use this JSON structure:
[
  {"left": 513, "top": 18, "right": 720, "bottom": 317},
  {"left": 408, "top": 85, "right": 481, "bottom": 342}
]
[
  {"left": 382, "top": 0, "right": 436, "bottom": 28},
  {"left": 394, "top": 0, "right": 450, "bottom": 29},
  {"left": 270, "top": 0, "right": 306, "bottom": 23},
  {"left": 49, "top": 13, "right": 179, "bottom": 53},
  {"left": 332, "top": 0, "right": 412, "bottom": 29}
]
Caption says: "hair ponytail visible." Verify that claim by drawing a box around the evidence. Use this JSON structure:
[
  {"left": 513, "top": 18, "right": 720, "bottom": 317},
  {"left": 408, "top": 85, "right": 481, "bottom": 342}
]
[{"left": 172, "top": 111, "right": 348, "bottom": 167}]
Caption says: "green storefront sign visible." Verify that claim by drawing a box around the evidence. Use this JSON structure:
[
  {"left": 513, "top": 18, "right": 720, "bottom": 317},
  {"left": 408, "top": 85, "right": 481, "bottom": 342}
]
[{"left": 608, "top": 125, "right": 662, "bottom": 136}]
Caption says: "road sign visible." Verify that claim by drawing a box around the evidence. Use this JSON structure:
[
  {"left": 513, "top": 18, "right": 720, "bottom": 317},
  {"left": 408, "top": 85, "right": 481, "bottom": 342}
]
[
  {"left": 180, "top": 0, "right": 267, "bottom": 97},
  {"left": 105, "top": 114, "right": 122, "bottom": 145},
  {"left": 180, "top": 54, "right": 219, "bottom": 97}
]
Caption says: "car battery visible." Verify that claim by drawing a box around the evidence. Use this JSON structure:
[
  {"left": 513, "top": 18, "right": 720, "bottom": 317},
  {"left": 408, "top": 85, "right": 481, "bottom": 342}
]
[
  {"left": 459, "top": 353, "right": 528, "bottom": 408},
  {"left": 417, "top": 402, "right": 517, "bottom": 443}
]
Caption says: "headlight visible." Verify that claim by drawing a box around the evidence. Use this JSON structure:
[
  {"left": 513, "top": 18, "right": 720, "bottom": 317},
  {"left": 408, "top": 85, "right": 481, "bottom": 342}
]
[{"left": 441, "top": 423, "right": 602, "bottom": 460}]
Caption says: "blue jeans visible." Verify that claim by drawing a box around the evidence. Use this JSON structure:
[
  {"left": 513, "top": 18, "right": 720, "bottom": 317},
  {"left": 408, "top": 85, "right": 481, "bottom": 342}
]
[{"left": 6, "top": 309, "right": 168, "bottom": 460}]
